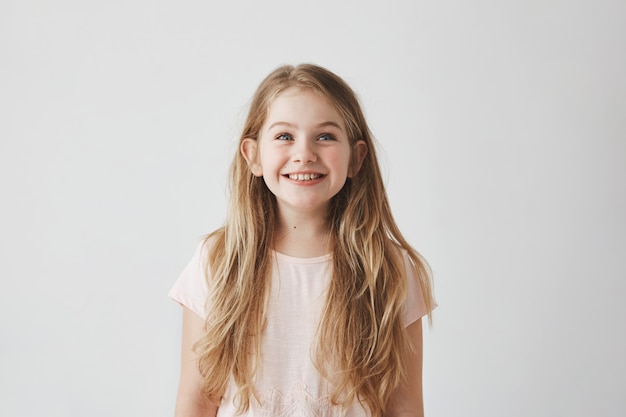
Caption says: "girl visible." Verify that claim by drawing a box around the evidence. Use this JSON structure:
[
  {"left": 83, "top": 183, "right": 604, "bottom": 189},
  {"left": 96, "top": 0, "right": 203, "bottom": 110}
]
[{"left": 169, "top": 64, "right": 435, "bottom": 417}]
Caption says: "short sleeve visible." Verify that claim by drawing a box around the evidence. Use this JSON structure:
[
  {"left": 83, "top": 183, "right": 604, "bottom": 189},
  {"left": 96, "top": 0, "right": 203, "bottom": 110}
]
[
  {"left": 168, "top": 242, "right": 210, "bottom": 319},
  {"left": 401, "top": 249, "right": 435, "bottom": 327}
]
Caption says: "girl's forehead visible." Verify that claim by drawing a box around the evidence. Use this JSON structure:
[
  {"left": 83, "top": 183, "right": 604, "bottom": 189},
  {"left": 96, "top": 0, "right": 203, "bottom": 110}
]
[{"left": 264, "top": 87, "right": 344, "bottom": 126}]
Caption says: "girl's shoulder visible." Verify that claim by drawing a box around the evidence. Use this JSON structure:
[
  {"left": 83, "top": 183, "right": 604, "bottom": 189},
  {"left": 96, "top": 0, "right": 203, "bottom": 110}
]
[
  {"left": 200, "top": 228, "right": 224, "bottom": 252},
  {"left": 385, "top": 238, "right": 413, "bottom": 262}
]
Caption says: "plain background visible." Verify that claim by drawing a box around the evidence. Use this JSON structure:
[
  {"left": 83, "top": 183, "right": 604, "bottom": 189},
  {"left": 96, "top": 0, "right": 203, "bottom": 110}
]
[{"left": 1, "top": 0, "right": 625, "bottom": 416}]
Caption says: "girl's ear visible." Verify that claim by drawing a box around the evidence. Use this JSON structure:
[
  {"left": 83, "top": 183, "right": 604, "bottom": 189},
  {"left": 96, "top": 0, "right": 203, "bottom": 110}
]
[
  {"left": 241, "top": 138, "right": 263, "bottom": 177},
  {"left": 348, "top": 140, "right": 368, "bottom": 178}
]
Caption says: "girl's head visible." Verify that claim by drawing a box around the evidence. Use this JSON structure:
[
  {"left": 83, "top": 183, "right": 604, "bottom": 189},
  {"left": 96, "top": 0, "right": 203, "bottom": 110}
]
[{"left": 232, "top": 64, "right": 385, "bottom": 227}]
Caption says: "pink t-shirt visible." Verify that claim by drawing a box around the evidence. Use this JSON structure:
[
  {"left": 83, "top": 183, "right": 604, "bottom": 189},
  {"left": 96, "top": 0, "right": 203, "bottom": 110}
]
[{"left": 169, "top": 243, "right": 430, "bottom": 417}]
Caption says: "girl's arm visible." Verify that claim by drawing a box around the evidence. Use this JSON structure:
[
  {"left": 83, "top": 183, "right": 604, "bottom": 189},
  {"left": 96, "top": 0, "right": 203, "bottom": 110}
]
[
  {"left": 387, "top": 319, "right": 425, "bottom": 417},
  {"left": 174, "top": 306, "right": 218, "bottom": 417}
]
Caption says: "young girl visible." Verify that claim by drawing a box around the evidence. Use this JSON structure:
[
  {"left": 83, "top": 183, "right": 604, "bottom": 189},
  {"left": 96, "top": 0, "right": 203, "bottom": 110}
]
[{"left": 169, "top": 64, "right": 435, "bottom": 417}]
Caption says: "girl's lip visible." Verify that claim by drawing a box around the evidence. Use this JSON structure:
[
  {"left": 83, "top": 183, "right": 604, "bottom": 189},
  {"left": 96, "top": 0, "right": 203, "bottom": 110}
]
[{"left": 283, "top": 171, "right": 324, "bottom": 175}]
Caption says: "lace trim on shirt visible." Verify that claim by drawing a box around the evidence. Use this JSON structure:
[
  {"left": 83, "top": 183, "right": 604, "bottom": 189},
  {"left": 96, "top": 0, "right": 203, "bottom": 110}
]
[{"left": 258, "top": 381, "right": 345, "bottom": 417}]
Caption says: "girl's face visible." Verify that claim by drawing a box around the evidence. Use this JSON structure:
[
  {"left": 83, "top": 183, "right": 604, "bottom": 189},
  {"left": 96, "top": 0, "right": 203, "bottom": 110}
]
[{"left": 242, "top": 87, "right": 367, "bottom": 217}]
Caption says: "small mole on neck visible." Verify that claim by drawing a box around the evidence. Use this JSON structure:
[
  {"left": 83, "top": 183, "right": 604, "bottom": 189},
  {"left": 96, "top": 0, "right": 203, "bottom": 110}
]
[{"left": 293, "top": 226, "right": 296, "bottom": 229}]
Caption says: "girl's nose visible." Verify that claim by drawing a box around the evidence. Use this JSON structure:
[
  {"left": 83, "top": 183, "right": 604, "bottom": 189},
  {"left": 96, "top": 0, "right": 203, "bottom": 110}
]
[{"left": 293, "top": 140, "right": 317, "bottom": 163}]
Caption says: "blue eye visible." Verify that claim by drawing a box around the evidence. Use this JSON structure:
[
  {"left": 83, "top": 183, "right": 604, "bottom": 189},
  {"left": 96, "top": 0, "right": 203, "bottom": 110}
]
[
  {"left": 276, "top": 133, "right": 293, "bottom": 141},
  {"left": 318, "top": 133, "right": 336, "bottom": 141}
]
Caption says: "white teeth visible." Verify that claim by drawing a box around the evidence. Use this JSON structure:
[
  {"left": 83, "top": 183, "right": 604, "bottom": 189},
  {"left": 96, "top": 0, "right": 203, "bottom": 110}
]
[{"left": 288, "top": 173, "right": 321, "bottom": 181}]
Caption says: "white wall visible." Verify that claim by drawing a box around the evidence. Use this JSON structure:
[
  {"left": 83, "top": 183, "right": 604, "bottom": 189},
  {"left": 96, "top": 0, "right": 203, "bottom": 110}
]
[{"left": 1, "top": 1, "right": 624, "bottom": 416}]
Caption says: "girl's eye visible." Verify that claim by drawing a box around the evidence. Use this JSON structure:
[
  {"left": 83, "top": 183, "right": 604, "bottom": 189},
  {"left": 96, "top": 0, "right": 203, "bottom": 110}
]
[
  {"left": 276, "top": 133, "right": 293, "bottom": 141},
  {"left": 318, "top": 133, "right": 336, "bottom": 141}
]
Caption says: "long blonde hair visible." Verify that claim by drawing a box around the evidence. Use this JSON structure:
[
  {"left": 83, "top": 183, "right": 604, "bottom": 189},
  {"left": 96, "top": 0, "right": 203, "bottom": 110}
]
[{"left": 193, "top": 64, "right": 434, "bottom": 416}]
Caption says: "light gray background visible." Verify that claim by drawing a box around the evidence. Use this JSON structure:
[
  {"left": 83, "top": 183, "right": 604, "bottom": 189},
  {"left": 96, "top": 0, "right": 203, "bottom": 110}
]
[{"left": 1, "top": 0, "right": 625, "bottom": 416}]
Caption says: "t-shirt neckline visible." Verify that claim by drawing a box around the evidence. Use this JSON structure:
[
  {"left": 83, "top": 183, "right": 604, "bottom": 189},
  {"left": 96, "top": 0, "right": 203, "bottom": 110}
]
[{"left": 272, "top": 250, "right": 332, "bottom": 264}]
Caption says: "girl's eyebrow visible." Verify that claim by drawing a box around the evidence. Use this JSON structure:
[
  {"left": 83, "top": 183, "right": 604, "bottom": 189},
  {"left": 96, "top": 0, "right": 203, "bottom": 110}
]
[{"left": 268, "top": 121, "right": 344, "bottom": 131}]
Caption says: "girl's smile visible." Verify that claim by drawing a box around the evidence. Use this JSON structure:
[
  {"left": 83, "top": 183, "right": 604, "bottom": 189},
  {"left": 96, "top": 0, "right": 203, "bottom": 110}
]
[{"left": 284, "top": 172, "right": 324, "bottom": 182}]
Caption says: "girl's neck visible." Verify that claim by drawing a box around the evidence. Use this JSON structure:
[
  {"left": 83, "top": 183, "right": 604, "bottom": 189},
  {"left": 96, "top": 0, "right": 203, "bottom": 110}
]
[{"left": 273, "top": 212, "right": 330, "bottom": 258}]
